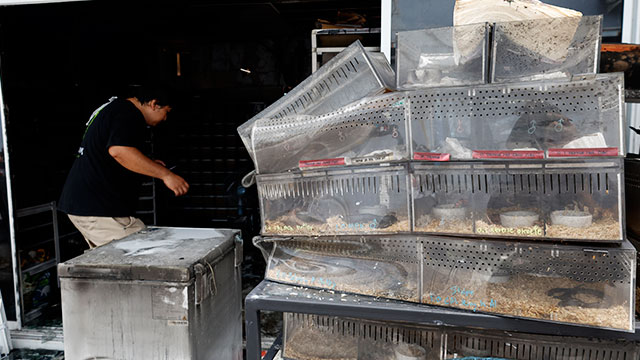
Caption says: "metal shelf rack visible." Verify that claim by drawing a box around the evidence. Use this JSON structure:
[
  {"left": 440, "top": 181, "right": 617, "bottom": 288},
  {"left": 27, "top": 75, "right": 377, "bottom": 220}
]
[
  {"left": 311, "top": 28, "right": 381, "bottom": 73},
  {"left": 245, "top": 280, "right": 640, "bottom": 360}
]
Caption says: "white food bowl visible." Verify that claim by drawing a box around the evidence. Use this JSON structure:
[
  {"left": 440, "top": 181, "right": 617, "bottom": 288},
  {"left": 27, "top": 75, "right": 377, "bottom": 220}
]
[
  {"left": 394, "top": 343, "right": 427, "bottom": 360},
  {"left": 550, "top": 210, "right": 593, "bottom": 228},
  {"left": 500, "top": 211, "right": 539, "bottom": 227},
  {"left": 432, "top": 204, "right": 466, "bottom": 220}
]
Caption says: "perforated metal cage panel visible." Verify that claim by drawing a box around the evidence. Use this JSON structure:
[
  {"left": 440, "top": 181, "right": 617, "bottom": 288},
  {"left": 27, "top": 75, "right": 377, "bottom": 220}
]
[
  {"left": 237, "top": 40, "right": 394, "bottom": 162},
  {"left": 252, "top": 92, "right": 410, "bottom": 174},
  {"left": 445, "top": 329, "right": 638, "bottom": 360},
  {"left": 256, "top": 235, "right": 636, "bottom": 332},
  {"left": 407, "top": 73, "right": 624, "bottom": 159},
  {"left": 420, "top": 237, "right": 634, "bottom": 285},
  {"left": 248, "top": 73, "right": 624, "bottom": 173}
]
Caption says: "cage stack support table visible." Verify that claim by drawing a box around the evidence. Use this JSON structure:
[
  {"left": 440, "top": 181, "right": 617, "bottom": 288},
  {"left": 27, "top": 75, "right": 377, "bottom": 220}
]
[{"left": 245, "top": 280, "right": 640, "bottom": 360}]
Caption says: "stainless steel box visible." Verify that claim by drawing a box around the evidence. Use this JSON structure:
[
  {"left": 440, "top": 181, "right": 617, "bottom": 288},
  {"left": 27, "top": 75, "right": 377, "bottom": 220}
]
[{"left": 58, "top": 227, "right": 242, "bottom": 360}]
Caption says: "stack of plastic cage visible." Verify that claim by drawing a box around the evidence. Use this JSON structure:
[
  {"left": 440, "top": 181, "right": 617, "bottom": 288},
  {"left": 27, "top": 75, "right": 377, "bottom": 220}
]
[{"left": 239, "top": 14, "right": 638, "bottom": 360}]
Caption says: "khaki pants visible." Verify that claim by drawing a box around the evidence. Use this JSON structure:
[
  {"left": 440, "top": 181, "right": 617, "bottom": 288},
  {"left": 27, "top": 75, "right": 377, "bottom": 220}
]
[{"left": 68, "top": 215, "right": 146, "bottom": 248}]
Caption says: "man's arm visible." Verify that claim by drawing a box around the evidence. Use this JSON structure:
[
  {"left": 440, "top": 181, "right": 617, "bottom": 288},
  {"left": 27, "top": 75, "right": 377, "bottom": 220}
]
[{"left": 108, "top": 146, "right": 189, "bottom": 196}]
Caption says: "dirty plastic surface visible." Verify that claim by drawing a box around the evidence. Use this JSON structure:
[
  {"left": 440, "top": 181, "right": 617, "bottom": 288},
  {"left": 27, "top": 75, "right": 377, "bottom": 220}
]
[
  {"left": 491, "top": 16, "right": 602, "bottom": 83},
  {"left": 396, "top": 23, "right": 488, "bottom": 89}
]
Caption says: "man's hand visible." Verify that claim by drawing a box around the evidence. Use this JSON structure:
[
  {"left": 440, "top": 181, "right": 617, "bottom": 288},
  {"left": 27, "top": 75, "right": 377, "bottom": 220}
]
[
  {"left": 109, "top": 146, "right": 190, "bottom": 196},
  {"left": 162, "top": 172, "right": 189, "bottom": 196}
]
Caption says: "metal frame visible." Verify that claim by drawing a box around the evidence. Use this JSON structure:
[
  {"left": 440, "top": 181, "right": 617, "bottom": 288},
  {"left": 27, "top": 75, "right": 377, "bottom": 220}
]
[
  {"left": 311, "top": 28, "right": 381, "bottom": 73},
  {"left": 0, "top": 291, "right": 12, "bottom": 355},
  {"left": 380, "top": 0, "right": 391, "bottom": 63},
  {"left": 0, "top": 76, "right": 20, "bottom": 332},
  {"left": 245, "top": 280, "right": 640, "bottom": 360},
  {"left": 623, "top": 0, "right": 640, "bottom": 154},
  {"left": 15, "top": 202, "right": 60, "bottom": 324}
]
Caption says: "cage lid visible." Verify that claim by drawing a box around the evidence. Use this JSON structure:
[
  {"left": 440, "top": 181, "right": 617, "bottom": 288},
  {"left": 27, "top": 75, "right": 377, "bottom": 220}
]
[{"left": 58, "top": 227, "right": 239, "bottom": 282}]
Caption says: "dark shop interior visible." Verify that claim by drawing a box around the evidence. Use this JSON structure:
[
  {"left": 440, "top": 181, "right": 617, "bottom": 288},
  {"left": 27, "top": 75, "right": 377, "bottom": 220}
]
[{"left": 0, "top": 0, "right": 381, "bottom": 325}]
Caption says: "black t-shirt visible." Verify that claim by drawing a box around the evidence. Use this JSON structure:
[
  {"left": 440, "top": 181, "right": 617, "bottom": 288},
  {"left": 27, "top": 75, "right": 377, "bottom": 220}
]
[{"left": 58, "top": 98, "right": 146, "bottom": 217}]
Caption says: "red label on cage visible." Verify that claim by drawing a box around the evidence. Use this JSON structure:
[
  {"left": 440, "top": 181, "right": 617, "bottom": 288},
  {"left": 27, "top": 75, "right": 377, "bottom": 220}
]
[
  {"left": 548, "top": 147, "right": 619, "bottom": 157},
  {"left": 472, "top": 150, "right": 544, "bottom": 159},
  {"left": 299, "top": 158, "right": 346, "bottom": 168},
  {"left": 413, "top": 152, "right": 450, "bottom": 161}
]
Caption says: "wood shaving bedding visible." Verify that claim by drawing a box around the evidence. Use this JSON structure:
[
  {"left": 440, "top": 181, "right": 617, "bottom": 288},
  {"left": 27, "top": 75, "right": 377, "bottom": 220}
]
[
  {"left": 284, "top": 325, "right": 358, "bottom": 360},
  {"left": 545, "top": 217, "right": 621, "bottom": 240},
  {"left": 264, "top": 216, "right": 410, "bottom": 235},
  {"left": 422, "top": 274, "right": 631, "bottom": 330}
]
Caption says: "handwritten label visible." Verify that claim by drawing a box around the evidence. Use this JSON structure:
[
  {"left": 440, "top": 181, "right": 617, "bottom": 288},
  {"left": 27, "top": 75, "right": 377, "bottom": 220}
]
[
  {"left": 351, "top": 154, "right": 393, "bottom": 164},
  {"left": 272, "top": 269, "right": 337, "bottom": 290},
  {"left": 472, "top": 150, "right": 544, "bottom": 160},
  {"left": 476, "top": 226, "right": 542, "bottom": 236},
  {"left": 414, "top": 152, "right": 450, "bottom": 161},
  {"left": 450, "top": 285, "right": 474, "bottom": 297},
  {"left": 548, "top": 147, "right": 619, "bottom": 157},
  {"left": 335, "top": 218, "right": 378, "bottom": 231},
  {"left": 299, "top": 158, "right": 346, "bottom": 168},
  {"left": 427, "top": 285, "right": 497, "bottom": 312},
  {"left": 265, "top": 224, "right": 314, "bottom": 233}
]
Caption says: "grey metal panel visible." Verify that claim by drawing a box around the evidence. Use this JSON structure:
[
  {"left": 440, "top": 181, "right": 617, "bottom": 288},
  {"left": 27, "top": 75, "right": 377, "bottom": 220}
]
[
  {"left": 190, "top": 245, "right": 243, "bottom": 360},
  {"left": 58, "top": 227, "right": 239, "bottom": 282},
  {"left": 61, "top": 277, "right": 194, "bottom": 359}
]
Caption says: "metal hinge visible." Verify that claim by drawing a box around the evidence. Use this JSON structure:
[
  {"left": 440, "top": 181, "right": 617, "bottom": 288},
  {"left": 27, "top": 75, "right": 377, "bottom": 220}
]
[{"left": 234, "top": 234, "right": 243, "bottom": 268}]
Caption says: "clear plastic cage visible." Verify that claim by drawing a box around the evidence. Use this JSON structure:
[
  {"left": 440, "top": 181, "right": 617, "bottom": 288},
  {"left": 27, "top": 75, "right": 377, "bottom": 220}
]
[
  {"left": 491, "top": 16, "right": 602, "bottom": 83},
  {"left": 396, "top": 23, "right": 489, "bottom": 90},
  {"left": 412, "top": 159, "right": 624, "bottom": 242},
  {"left": 421, "top": 236, "right": 635, "bottom": 332},
  {"left": 257, "top": 235, "right": 636, "bottom": 332},
  {"left": 257, "top": 165, "right": 410, "bottom": 236},
  {"left": 283, "top": 313, "right": 444, "bottom": 360},
  {"left": 237, "top": 40, "right": 394, "bottom": 162},
  {"left": 251, "top": 93, "right": 410, "bottom": 174},
  {"left": 255, "top": 236, "right": 420, "bottom": 302},
  {"left": 409, "top": 73, "right": 625, "bottom": 160}
]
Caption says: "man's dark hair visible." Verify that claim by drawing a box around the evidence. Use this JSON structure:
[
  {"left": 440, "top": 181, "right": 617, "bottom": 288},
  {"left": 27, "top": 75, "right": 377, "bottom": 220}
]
[{"left": 123, "top": 83, "right": 175, "bottom": 107}]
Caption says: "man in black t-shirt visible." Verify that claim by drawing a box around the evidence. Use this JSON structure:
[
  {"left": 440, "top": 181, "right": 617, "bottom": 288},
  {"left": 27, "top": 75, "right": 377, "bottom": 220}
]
[{"left": 58, "top": 87, "right": 189, "bottom": 248}]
